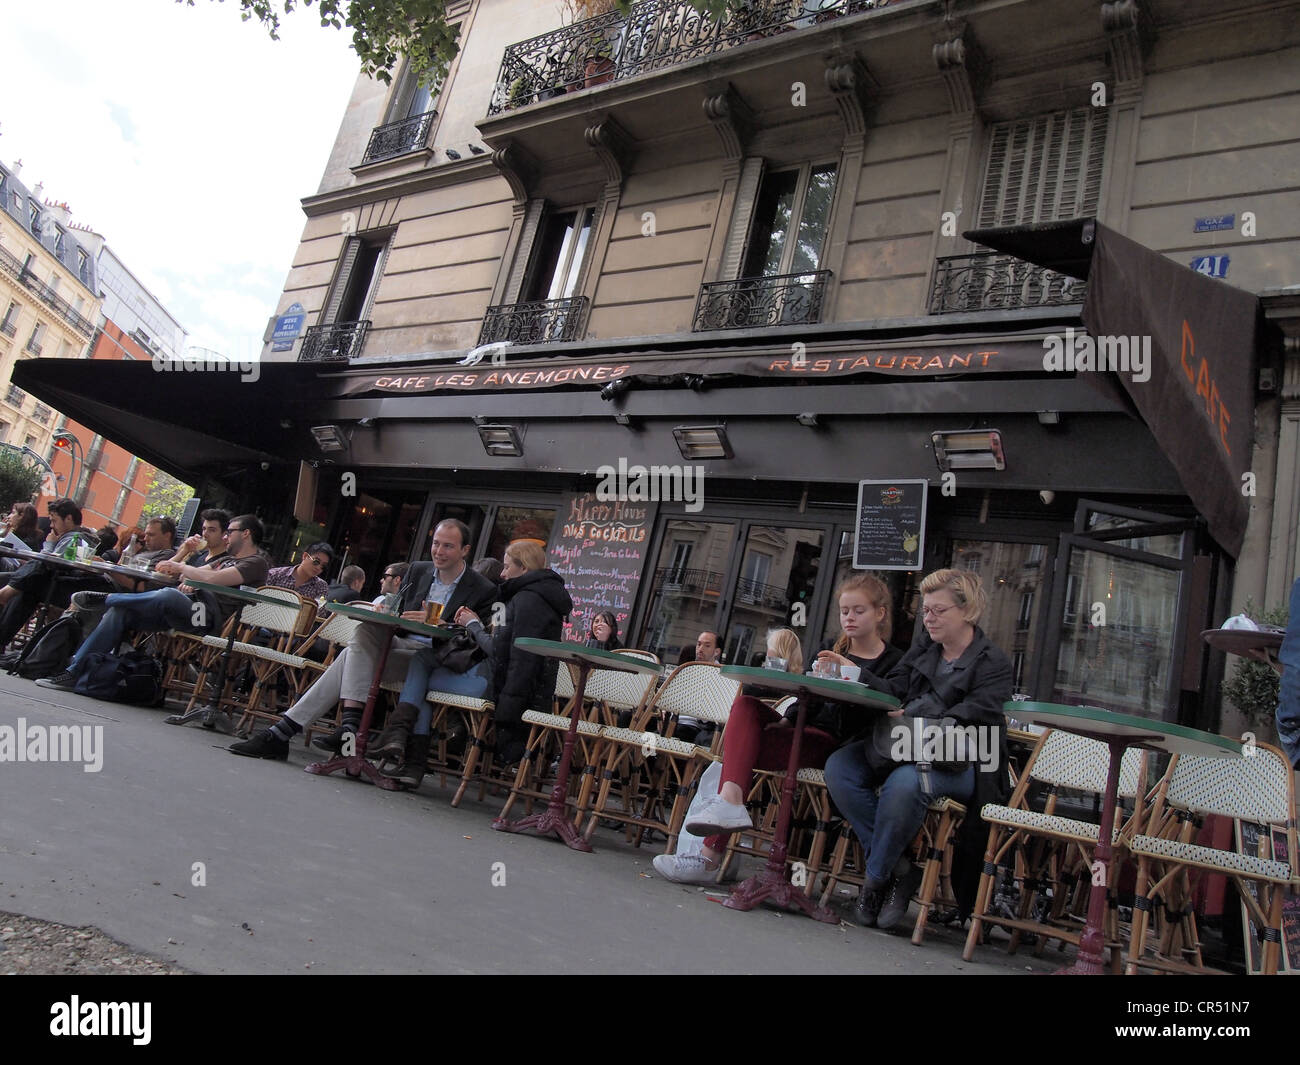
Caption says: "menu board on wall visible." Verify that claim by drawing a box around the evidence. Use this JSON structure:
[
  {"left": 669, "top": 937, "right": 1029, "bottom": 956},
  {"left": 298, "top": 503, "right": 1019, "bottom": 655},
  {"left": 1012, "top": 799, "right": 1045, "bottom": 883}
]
[
  {"left": 854, "top": 479, "right": 928, "bottom": 571},
  {"left": 549, "top": 492, "right": 657, "bottom": 643}
]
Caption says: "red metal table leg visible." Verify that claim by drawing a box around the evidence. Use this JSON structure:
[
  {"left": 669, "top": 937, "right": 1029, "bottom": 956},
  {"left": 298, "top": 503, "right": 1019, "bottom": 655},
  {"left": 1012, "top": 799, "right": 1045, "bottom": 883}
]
[
  {"left": 723, "top": 693, "right": 838, "bottom": 923},
  {"left": 493, "top": 661, "right": 593, "bottom": 852},
  {"left": 304, "top": 624, "right": 399, "bottom": 789},
  {"left": 1054, "top": 736, "right": 1125, "bottom": 975}
]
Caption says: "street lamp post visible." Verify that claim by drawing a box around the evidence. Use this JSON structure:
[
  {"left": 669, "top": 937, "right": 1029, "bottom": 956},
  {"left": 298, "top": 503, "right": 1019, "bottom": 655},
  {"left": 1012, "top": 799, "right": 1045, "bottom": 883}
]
[{"left": 51, "top": 430, "right": 83, "bottom": 500}]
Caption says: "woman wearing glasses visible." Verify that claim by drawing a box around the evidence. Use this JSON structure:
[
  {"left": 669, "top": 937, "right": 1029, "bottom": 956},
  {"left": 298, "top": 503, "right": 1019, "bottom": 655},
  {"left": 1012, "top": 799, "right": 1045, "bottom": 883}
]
[{"left": 824, "top": 568, "right": 1011, "bottom": 932}]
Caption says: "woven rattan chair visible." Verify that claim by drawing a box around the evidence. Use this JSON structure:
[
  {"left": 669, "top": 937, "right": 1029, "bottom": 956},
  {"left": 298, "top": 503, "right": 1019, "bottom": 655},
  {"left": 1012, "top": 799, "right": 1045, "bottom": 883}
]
[
  {"left": 1124, "top": 741, "right": 1296, "bottom": 975},
  {"left": 962, "top": 728, "right": 1148, "bottom": 967}
]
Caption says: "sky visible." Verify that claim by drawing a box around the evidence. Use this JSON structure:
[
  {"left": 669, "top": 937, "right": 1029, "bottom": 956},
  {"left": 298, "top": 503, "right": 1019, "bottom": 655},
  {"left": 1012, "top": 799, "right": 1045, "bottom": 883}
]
[{"left": 0, "top": 0, "right": 363, "bottom": 359}]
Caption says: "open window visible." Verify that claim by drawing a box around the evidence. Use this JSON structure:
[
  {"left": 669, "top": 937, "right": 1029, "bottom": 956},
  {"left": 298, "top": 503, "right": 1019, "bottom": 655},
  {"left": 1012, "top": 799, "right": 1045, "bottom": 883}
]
[{"left": 300, "top": 232, "right": 391, "bottom": 361}]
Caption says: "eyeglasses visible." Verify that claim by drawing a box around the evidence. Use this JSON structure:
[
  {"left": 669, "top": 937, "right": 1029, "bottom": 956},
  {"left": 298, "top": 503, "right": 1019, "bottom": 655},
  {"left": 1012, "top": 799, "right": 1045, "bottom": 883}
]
[
  {"left": 921, "top": 604, "right": 956, "bottom": 618},
  {"left": 306, "top": 556, "right": 326, "bottom": 568},
  {"left": 226, "top": 526, "right": 243, "bottom": 535},
  {"left": 382, "top": 572, "right": 400, "bottom": 580}
]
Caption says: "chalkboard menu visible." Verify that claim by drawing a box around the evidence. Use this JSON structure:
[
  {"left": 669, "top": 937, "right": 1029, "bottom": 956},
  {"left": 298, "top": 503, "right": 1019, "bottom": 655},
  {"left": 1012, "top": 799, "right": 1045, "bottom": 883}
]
[
  {"left": 549, "top": 492, "right": 657, "bottom": 643},
  {"left": 854, "top": 479, "right": 928, "bottom": 571}
]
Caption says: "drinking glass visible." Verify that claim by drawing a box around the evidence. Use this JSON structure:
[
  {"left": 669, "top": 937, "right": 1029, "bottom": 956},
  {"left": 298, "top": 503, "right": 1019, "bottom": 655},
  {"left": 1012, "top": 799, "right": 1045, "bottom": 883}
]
[{"left": 763, "top": 656, "right": 788, "bottom": 672}]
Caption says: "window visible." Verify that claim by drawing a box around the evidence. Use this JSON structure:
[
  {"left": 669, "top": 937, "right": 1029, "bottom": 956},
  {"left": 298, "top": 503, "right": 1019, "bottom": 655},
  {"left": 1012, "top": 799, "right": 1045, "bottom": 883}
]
[
  {"left": 1017, "top": 591, "right": 1034, "bottom": 632},
  {"left": 390, "top": 61, "right": 441, "bottom": 122},
  {"left": 742, "top": 162, "right": 837, "bottom": 279},
  {"left": 523, "top": 207, "right": 595, "bottom": 302},
  {"left": 0, "top": 421, "right": 9, "bottom": 442},
  {"left": 23, "top": 435, "right": 36, "bottom": 450},
  {"left": 28, "top": 201, "right": 40, "bottom": 234},
  {"left": 54, "top": 228, "right": 66, "bottom": 256},
  {"left": 0, "top": 302, "right": 17, "bottom": 338},
  {"left": 5, "top": 384, "right": 24, "bottom": 407},
  {"left": 978, "top": 107, "right": 1108, "bottom": 228},
  {"left": 31, "top": 403, "right": 51, "bottom": 425},
  {"left": 76, "top": 249, "right": 90, "bottom": 285},
  {"left": 323, "top": 235, "right": 389, "bottom": 325},
  {"left": 25, "top": 322, "right": 45, "bottom": 355}
]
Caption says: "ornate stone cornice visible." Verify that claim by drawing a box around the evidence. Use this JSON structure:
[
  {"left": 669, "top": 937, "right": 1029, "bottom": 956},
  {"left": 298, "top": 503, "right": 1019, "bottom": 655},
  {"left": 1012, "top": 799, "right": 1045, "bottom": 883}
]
[
  {"left": 490, "top": 141, "right": 538, "bottom": 204},
  {"left": 584, "top": 116, "right": 635, "bottom": 188},
  {"left": 702, "top": 85, "right": 755, "bottom": 161},
  {"left": 932, "top": 24, "right": 987, "bottom": 115},
  {"left": 1101, "top": 0, "right": 1150, "bottom": 85},
  {"left": 824, "top": 55, "right": 876, "bottom": 139}
]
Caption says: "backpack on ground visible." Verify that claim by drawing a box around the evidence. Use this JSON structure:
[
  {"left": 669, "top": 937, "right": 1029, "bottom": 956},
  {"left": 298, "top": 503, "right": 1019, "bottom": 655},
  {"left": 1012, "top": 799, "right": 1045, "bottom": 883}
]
[
  {"left": 73, "top": 649, "right": 165, "bottom": 706},
  {"left": 8, "top": 615, "right": 83, "bottom": 679}
]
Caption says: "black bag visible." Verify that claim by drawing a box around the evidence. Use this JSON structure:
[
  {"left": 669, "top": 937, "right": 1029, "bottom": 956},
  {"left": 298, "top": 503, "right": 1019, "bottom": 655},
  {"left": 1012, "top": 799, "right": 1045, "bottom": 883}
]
[
  {"left": 73, "top": 650, "right": 165, "bottom": 706},
  {"left": 431, "top": 626, "right": 486, "bottom": 674},
  {"left": 10, "top": 615, "right": 83, "bottom": 679}
]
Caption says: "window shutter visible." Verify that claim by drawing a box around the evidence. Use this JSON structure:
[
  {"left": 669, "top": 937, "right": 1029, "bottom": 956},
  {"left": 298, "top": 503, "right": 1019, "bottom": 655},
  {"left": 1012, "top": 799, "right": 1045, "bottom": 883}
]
[
  {"left": 720, "top": 157, "right": 766, "bottom": 281},
  {"left": 979, "top": 107, "right": 1108, "bottom": 228},
  {"left": 505, "top": 199, "right": 545, "bottom": 305},
  {"left": 321, "top": 237, "right": 362, "bottom": 325}
]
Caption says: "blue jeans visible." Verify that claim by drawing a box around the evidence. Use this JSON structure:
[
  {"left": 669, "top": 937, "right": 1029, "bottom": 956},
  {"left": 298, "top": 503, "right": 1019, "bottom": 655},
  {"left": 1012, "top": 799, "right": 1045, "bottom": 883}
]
[
  {"left": 69, "top": 588, "right": 202, "bottom": 673},
  {"left": 1276, "top": 577, "right": 1300, "bottom": 767},
  {"left": 824, "top": 740, "right": 975, "bottom": 887},
  {"left": 398, "top": 646, "right": 489, "bottom": 735}
]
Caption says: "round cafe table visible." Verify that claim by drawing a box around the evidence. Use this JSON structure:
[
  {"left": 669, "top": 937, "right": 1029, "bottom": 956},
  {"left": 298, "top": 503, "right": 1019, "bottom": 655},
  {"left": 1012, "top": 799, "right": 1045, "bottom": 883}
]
[
  {"left": 720, "top": 665, "right": 900, "bottom": 923},
  {"left": 1003, "top": 701, "right": 1241, "bottom": 975},
  {"left": 492, "top": 639, "right": 662, "bottom": 852},
  {"left": 164, "top": 581, "right": 296, "bottom": 731},
  {"left": 303, "top": 600, "right": 453, "bottom": 789}
]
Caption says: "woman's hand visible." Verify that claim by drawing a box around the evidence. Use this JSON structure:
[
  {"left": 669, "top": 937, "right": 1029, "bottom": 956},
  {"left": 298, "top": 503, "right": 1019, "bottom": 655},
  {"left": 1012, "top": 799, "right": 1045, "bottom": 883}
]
[
  {"left": 887, "top": 708, "right": 905, "bottom": 718},
  {"left": 816, "top": 650, "right": 852, "bottom": 668},
  {"left": 455, "top": 607, "right": 480, "bottom": 627}
]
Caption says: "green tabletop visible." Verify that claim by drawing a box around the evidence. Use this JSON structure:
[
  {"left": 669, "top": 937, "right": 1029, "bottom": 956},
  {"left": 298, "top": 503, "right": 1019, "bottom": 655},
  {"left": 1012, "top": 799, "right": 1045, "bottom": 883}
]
[
  {"left": 1004, "top": 700, "right": 1241, "bottom": 758},
  {"left": 722, "top": 664, "right": 901, "bottom": 709},
  {"left": 513, "top": 638, "right": 662, "bottom": 675},
  {"left": 184, "top": 579, "right": 294, "bottom": 607},
  {"left": 326, "top": 599, "right": 453, "bottom": 640}
]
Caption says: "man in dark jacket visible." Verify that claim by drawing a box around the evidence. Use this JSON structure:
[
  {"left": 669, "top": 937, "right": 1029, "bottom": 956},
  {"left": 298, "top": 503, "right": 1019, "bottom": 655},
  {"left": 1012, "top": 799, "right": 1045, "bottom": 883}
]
[
  {"left": 230, "top": 519, "right": 497, "bottom": 760},
  {"left": 324, "top": 564, "right": 370, "bottom": 604}
]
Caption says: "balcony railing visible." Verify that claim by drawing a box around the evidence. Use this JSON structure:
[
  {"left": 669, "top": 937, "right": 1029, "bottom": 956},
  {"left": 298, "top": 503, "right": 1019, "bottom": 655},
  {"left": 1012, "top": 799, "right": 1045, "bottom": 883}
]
[
  {"left": 928, "top": 253, "right": 1087, "bottom": 315},
  {"left": 25, "top": 337, "right": 42, "bottom": 356},
  {"left": 5, "top": 385, "right": 24, "bottom": 407},
  {"left": 655, "top": 566, "right": 724, "bottom": 598},
  {"left": 0, "top": 320, "right": 15, "bottom": 338},
  {"left": 0, "top": 242, "right": 97, "bottom": 336},
  {"left": 693, "top": 270, "right": 831, "bottom": 331},
  {"left": 298, "top": 320, "right": 371, "bottom": 363},
  {"left": 31, "top": 404, "right": 51, "bottom": 425},
  {"left": 733, "top": 575, "right": 789, "bottom": 611},
  {"left": 361, "top": 109, "right": 438, "bottom": 164},
  {"left": 488, "top": 0, "right": 885, "bottom": 113},
  {"left": 477, "top": 296, "right": 589, "bottom": 346}
]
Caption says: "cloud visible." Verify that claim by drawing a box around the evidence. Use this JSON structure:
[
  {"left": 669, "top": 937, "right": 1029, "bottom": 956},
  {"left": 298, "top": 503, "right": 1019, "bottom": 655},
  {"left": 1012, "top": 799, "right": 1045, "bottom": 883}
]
[{"left": 0, "top": 0, "right": 360, "bottom": 357}]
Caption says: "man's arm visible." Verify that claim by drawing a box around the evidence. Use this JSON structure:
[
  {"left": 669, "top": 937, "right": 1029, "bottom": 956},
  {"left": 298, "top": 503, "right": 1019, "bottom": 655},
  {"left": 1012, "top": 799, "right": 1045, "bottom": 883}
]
[{"left": 155, "top": 558, "right": 245, "bottom": 587}]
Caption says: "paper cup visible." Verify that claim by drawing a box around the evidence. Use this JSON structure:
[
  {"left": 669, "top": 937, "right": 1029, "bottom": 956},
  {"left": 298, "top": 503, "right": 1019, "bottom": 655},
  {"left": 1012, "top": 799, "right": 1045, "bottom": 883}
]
[{"left": 840, "top": 665, "right": 862, "bottom": 683}]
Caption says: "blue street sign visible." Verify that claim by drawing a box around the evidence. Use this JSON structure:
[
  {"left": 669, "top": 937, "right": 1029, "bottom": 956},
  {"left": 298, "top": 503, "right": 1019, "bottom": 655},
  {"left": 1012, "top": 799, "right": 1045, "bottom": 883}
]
[
  {"left": 1190, "top": 255, "right": 1230, "bottom": 278},
  {"left": 271, "top": 302, "right": 306, "bottom": 352},
  {"left": 1194, "top": 214, "right": 1234, "bottom": 233}
]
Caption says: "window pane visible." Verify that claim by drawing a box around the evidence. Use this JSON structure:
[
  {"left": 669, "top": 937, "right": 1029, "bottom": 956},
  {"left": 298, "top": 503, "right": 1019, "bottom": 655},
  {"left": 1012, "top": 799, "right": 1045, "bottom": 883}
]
[
  {"left": 726, "top": 525, "right": 824, "bottom": 666},
  {"left": 558, "top": 208, "right": 594, "bottom": 299},
  {"left": 790, "top": 164, "right": 837, "bottom": 274},
  {"left": 483, "top": 506, "right": 556, "bottom": 564},
  {"left": 639, "top": 520, "right": 737, "bottom": 663},
  {"left": 526, "top": 211, "right": 577, "bottom": 301},
  {"left": 952, "top": 539, "right": 1050, "bottom": 697},
  {"left": 1085, "top": 511, "right": 1183, "bottom": 559},
  {"left": 743, "top": 170, "right": 798, "bottom": 278}
]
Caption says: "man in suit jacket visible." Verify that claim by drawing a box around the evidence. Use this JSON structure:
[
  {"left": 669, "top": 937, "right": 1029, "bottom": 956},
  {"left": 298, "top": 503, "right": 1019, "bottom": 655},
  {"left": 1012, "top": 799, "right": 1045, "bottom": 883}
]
[{"left": 230, "top": 519, "right": 498, "bottom": 760}]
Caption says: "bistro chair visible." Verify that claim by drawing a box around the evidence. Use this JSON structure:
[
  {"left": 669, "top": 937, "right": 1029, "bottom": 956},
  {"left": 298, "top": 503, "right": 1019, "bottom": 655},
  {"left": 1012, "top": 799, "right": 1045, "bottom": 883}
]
[
  {"left": 1124, "top": 741, "right": 1296, "bottom": 975},
  {"left": 962, "top": 729, "right": 1148, "bottom": 968},
  {"left": 583, "top": 662, "right": 740, "bottom": 851}
]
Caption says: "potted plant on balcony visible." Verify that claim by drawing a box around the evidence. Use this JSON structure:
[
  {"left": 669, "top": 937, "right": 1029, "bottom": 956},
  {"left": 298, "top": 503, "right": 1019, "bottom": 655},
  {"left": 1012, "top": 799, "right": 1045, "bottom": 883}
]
[{"left": 560, "top": 0, "right": 622, "bottom": 87}]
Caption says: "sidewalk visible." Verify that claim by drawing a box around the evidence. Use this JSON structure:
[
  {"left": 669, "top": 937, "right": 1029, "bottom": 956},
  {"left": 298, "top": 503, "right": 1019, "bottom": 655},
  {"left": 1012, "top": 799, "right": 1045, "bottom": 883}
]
[{"left": 0, "top": 678, "right": 1056, "bottom": 975}]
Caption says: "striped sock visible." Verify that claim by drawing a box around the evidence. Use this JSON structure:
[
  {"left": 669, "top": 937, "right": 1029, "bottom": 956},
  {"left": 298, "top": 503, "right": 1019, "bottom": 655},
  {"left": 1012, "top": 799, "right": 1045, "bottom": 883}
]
[{"left": 270, "top": 718, "right": 302, "bottom": 742}]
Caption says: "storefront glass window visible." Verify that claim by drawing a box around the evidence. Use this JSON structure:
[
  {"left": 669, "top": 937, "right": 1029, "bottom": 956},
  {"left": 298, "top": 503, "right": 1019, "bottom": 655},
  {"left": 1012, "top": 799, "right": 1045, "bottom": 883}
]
[
  {"left": 726, "top": 525, "right": 824, "bottom": 666},
  {"left": 484, "top": 506, "right": 556, "bottom": 562},
  {"left": 639, "top": 520, "right": 736, "bottom": 664}
]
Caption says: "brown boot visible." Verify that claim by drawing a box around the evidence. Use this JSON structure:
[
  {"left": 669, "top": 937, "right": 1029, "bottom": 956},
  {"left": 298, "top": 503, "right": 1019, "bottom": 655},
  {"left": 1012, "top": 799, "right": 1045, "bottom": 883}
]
[
  {"left": 369, "top": 702, "right": 420, "bottom": 762},
  {"left": 382, "top": 733, "right": 432, "bottom": 789}
]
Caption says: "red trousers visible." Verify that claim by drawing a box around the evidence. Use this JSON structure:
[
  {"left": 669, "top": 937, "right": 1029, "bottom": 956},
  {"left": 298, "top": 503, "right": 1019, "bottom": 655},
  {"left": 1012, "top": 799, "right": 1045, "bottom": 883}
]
[{"left": 704, "top": 695, "right": 837, "bottom": 851}]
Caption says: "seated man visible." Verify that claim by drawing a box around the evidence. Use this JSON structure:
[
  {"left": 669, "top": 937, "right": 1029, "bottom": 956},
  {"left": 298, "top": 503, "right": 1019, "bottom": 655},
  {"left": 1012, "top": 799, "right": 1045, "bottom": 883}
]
[
  {"left": 170, "top": 509, "right": 231, "bottom": 568},
  {"left": 266, "top": 543, "right": 332, "bottom": 600},
  {"left": 326, "top": 564, "right": 371, "bottom": 605},
  {"left": 369, "top": 562, "right": 408, "bottom": 605},
  {"left": 36, "top": 514, "right": 271, "bottom": 692},
  {"left": 0, "top": 497, "right": 103, "bottom": 649},
  {"left": 109, "top": 516, "right": 178, "bottom": 590},
  {"left": 228, "top": 519, "right": 496, "bottom": 760}
]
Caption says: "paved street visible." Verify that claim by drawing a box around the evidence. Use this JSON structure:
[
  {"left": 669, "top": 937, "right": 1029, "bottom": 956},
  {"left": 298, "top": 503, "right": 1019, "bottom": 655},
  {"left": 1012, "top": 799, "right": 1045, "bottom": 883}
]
[{"left": 0, "top": 679, "right": 1056, "bottom": 975}]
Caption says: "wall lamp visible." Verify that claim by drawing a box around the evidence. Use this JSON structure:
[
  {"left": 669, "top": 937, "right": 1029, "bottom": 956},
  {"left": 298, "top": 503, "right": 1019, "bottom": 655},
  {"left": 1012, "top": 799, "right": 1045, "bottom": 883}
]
[
  {"left": 356, "top": 417, "right": 377, "bottom": 428},
  {"left": 311, "top": 424, "right": 348, "bottom": 453},
  {"left": 475, "top": 421, "right": 524, "bottom": 457},
  {"left": 673, "top": 424, "right": 733, "bottom": 460},
  {"left": 931, "top": 429, "right": 1005, "bottom": 472},
  {"left": 1036, "top": 411, "right": 1061, "bottom": 426},
  {"left": 795, "top": 412, "right": 819, "bottom": 428},
  {"left": 600, "top": 378, "right": 631, "bottom": 401}
]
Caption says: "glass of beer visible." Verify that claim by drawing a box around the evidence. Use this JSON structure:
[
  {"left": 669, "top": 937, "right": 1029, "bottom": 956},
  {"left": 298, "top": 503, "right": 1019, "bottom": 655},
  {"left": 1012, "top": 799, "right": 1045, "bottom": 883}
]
[{"left": 423, "top": 599, "right": 443, "bottom": 625}]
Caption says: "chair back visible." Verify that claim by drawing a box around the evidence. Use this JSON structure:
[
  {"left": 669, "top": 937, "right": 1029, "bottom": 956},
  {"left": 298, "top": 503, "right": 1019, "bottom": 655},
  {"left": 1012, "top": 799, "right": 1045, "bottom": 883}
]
[
  {"left": 648, "top": 661, "right": 741, "bottom": 726},
  {"left": 1164, "top": 744, "right": 1292, "bottom": 825},
  {"left": 554, "top": 662, "right": 576, "bottom": 700},
  {"left": 616, "top": 648, "right": 660, "bottom": 665},
  {"left": 238, "top": 588, "right": 306, "bottom": 637},
  {"left": 1027, "top": 728, "right": 1145, "bottom": 799},
  {"left": 772, "top": 695, "right": 797, "bottom": 716},
  {"left": 310, "top": 611, "right": 361, "bottom": 648},
  {"left": 256, "top": 586, "right": 318, "bottom": 634},
  {"left": 585, "top": 665, "right": 660, "bottom": 717}
]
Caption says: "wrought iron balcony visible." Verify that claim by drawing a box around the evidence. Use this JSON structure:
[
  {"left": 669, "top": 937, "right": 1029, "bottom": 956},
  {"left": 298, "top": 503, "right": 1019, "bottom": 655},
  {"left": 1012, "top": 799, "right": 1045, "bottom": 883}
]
[
  {"left": 6, "top": 385, "right": 24, "bottom": 407},
  {"left": 488, "top": 0, "right": 885, "bottom": 113},
  {"left": 298, "top": 320, "right": 371, "bottom": 363},
  {"left": 654, "top": 566, "right": 724, "bottom": 597},
  {"left": 31, "top": 403, "right": 51, "bottom": 425},
  {"left": 477, "top": 296, "right": 589, "bottom": 346},
  {"left": 0, "top": 320, "right": 15, "bottom": 338},
  {"left": 929, "top": 253, "right": 1086, "bottom": 315},
  {"left": 693, "top": 270, "right": 831, "bottom": 331},
  {"left": 24, "top": 337, "right": 42, "bottom": 356},
  {"left": 0, "top": 243, "right": 96, "bottom": 337},
  {"left": 733, "top": 575, "right": 788, "bottom": 611},
  {"left": 361, "top": 109, "right": 438, "bottom": 164}
]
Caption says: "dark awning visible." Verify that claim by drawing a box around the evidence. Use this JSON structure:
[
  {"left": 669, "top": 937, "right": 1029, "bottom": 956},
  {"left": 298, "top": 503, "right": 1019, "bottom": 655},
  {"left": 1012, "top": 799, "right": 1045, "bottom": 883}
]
[{"left": 966, "top": 220, "right": 1260, "bottom": 557}]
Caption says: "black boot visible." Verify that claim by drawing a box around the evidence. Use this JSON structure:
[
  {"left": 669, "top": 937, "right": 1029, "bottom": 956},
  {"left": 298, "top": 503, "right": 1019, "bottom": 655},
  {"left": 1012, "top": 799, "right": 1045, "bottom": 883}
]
[
  {"left": 847, "top": 879, "right": 885, "bottom": 928},
  {"left": 370, "top": 702, "right": 419, "bottom": 761},
  {"left": 312, "top": 706, "right": 362, "bottom": 753},
  {"left": 383, "top": 733, "right": 432, "bottom": 789},
  {"left": 229, "top": 729, "right": 289, "bottom": 761}
]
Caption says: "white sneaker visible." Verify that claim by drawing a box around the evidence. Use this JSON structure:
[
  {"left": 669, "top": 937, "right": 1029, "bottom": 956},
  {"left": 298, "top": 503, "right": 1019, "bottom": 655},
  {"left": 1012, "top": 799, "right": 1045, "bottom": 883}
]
[
  {"left": 685, "top": 796, "right": 753, "bottom": 837},
  {"left": 652, "top": 852, "right": 720, "bottom": 884}
]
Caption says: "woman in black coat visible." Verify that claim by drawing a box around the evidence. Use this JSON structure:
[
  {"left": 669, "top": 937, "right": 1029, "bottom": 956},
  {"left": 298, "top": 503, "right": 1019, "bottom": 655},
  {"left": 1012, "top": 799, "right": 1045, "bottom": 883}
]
[
  {"left": 824, "top": 568, "right": 1012, "bottom": 932},
  {"left": 454, "top": 539, "right": 573, "bottom": 765}
]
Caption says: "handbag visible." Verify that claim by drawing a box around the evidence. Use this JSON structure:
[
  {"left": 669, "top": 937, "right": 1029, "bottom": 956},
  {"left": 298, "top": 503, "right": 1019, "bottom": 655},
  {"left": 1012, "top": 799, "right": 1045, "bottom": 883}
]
[{"left": 431, "top": 626, "right": 486, "bottom": 674}]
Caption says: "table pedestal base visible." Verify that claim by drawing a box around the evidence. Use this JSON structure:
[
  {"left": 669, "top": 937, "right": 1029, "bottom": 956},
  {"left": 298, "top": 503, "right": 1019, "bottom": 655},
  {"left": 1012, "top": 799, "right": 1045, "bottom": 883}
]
[
  {"left": 304, "top": 753, "right": 399, "bottom": 790},
  {"left": 722, "top": 867, "right": 839, "bottom": 923},
  {"left": 492, "top": 808, "right": 593, "bottom": 852},
  {"left": 164, "top": 705, "right": 234, "bottom": 731}
]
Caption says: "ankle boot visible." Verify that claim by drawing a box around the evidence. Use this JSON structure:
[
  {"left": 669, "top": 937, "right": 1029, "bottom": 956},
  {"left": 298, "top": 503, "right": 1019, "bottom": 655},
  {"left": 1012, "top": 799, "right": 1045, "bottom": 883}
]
[
  {"left": 369, "top": 702, "right": 420, "bottom": 761},
  {"left": 383, "top": 733, "right": 432, "bottom": 789}
]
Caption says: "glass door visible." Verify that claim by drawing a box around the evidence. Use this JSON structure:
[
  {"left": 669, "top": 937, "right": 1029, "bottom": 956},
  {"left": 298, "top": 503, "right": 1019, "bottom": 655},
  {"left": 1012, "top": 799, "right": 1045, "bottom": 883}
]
[
  {"left": 639, "top": 520, "right": 738, "bottom": 665},
  {"left": 723, "top": 524, "right": 825, "bottom": 666}
]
